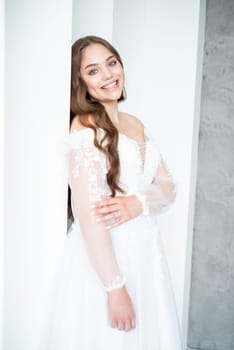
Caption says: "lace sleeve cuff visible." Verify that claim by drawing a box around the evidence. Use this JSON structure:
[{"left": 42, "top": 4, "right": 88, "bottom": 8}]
[
  {"left": 134, "top": 192, "right": 150, "bottom": 216},
  {"left": 104, "top": 274, "right": 126, "bottom": 292}
]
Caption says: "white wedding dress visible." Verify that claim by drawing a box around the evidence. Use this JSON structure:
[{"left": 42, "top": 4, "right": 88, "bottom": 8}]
[{"left": 47, "top": 126, "right": 183, "bottom": 350}]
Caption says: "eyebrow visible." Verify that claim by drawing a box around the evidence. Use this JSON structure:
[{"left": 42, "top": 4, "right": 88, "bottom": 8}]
[{"left": 83, "top": 55, "right": 115, "bottom": 70}]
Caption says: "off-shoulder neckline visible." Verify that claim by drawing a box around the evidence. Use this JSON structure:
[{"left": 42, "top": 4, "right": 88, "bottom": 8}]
[{"left": 68, "top": 127, "right": 148, "bottom": 146}]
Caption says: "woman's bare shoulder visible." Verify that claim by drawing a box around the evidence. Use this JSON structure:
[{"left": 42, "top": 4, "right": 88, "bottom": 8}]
[
  {"left": 119, "top": 112, "right": 144, "bottom": 130},
  {"left": 70, "top": 115, "right": 92, "bottom": 133},
  {"left": 68, "top": 115, "right": 96, "bottom": 147}
]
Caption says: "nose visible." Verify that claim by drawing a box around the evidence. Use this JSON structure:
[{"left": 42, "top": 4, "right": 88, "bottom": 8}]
[{"left": 101, "top": 66, "right": 112, "bottom": 80}]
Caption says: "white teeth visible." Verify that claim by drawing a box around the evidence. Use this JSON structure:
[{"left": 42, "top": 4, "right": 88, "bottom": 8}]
[{"left": 103, "top": 81, "right": 117, "bottom": 89}]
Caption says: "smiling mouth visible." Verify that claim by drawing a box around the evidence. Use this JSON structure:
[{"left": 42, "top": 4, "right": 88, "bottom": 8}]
[{"left": 102, "top": 80, "right": 118, "bottom": 89}]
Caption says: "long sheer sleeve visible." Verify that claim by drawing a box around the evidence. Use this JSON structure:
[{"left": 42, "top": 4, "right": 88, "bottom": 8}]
[
  {"left": 67, "top": 134, "right": 125, "bottom": 292},
  {"left": 136, "top": 154, "right": 176, "bottom": 215}
]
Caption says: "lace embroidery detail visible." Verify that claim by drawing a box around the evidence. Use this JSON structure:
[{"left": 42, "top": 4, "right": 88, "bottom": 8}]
[
  {"left": 104, "top": 274, "right": 126, "bottom": 292},
  {"left": 138, "top": 142, "right": 147, "bottom": 170},
  {"left": 68, "top": 138, "right": 126, "bottom": 291},
  {"left": 71, "top": 145, "right": 109, "bottom": 202}
]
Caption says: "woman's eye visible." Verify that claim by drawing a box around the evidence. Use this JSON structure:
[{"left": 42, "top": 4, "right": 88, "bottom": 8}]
[
  {"left": 109, "top": 60, "right": 117, "bottom": 66},
  {"left": 88, "top": 69, "right": 98, "bottom": 76}
]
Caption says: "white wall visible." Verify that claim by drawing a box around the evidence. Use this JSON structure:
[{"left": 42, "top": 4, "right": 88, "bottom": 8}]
[
  {"left": 0, "top": 0, "right": 4, "bottom": 348},
  {"left": 72, "top": 0, "right": 205, "bottom": 347},
  {"left": 72, "top": 0, "right": 114, "bottom": 42},
  {"left": 4, "top": 1, "right": 73, "bottom": 349},
  {"left": 112, "top": 0, "right": 204, "bottom": 345}
]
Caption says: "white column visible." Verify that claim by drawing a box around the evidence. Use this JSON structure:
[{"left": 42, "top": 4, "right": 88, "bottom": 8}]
[
  {"left": 4, "top": 1, "right": 73, "bottom": 349},
  {"left": 112, "top": 0, "right": 205, "bottom": 346},
  {"left": 72, "top": 0, "right": 114, "bottom": 42},
  {"left": 182, "top": 1, "right": 206, "bottom": 345},
  {"left": 0, "top": 0, "right": 5, "bottom": 348}
]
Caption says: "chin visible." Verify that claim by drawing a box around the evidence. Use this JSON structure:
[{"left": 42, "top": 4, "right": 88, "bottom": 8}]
[
  {"left": 105, "top": 89, "right": 124, "bottom": 102},
  {"left": 102, "top": 95, "right": 122, "bottom": 104}
]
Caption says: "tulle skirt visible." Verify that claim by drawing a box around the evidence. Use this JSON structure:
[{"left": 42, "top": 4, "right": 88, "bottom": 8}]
[{"left": 46, "top": 215, "right": 182, "bottom": 350}]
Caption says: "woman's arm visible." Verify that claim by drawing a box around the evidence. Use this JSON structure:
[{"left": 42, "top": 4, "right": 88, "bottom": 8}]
[
  {"left": 91, "top": 156, "right": 176, "bottom": 229},
  {"left": 135, "top": 155, "right": 176, "bottom": 215},
  {"left": 68, "top": 141, "right": 136, "bottom": 331},
  {"left": 68, "top": 144, "right": 125, "bottom": 290}
]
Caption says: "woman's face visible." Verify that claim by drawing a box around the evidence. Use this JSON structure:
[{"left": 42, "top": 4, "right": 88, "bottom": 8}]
[{"left": 80, "top": 43, "right": 125, "bottom": 104}]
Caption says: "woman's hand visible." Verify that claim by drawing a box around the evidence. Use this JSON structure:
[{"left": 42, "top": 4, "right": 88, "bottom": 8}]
[
  {"left": 91, "top": 195, "right": 143, "bottom": 229},
  {"left": 107, "top": 286, "right": 136, "bottom": 331}
]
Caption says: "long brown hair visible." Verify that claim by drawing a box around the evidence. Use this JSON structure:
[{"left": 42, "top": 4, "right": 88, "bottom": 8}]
[{"left": 68, "top": 36, "right": 126, "bottom": 222}]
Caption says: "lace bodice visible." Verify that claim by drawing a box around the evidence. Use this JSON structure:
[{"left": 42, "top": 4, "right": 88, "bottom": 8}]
[{"left": 64, "top": 127, "right": 176, "bottom": 291}]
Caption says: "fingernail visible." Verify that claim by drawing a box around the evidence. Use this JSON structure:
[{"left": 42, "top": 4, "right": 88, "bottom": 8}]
[
  {"left": 96, "top": 218, "right": 101, "bottom": 222},
  {"left": 90, "top": 204, "right": 95, "bottom": 209},
  {"left": 90, "top": 210, "right": 95, "bottom": 215}
]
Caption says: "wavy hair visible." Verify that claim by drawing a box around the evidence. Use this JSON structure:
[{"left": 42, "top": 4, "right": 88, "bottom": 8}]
[{"left": 68, "top": 36, "right": 126, "bottom": 222}]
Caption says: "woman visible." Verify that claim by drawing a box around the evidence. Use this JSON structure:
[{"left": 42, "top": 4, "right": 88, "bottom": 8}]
[{"left": 48, "top": 35, "right": 182, "bottom": 349}]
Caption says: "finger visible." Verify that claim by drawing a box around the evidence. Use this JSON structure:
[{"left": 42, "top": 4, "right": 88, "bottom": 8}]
[
  {"left": 91, "top": 204, "right": 119, "bottom": 216},
  {"left": 92, "top": 197, "right": 118, "bottom": 208},
  {"left": 124, "top": 322, "right": 132, "bottom": 332},
  {"left": 111, "top": 319, "right": 117, "bottom": 328},
  {"left": 96, "top": 210, "right": 121, "bottom": 223},
  {"left": 117, "top": 322, "right": 125, "bottom": 331},
  {"left": 131, "top": 319, "right": 136, "bottom": 329},
  {"left": 105, "top": 219, "right": 125, "bottom": 230}
]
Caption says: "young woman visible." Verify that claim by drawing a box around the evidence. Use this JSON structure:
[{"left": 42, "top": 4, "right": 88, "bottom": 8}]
[{"left": 48, "top": 35, "right": 182, "bottom": 349}]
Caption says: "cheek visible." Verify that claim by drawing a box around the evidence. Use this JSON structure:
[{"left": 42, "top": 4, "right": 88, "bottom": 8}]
[
  {"left": 117, "top": 67, "right": 125, "bottom": 81},
  {"left": 85, "top": 78, "right": 100, "bottom": 92},
  {"left": 117, "top": 69, "right": 125, "bottom": 85}
]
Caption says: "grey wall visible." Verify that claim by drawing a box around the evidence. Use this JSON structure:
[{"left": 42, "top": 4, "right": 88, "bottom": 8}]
[{"left": 188, "top": 0, "right": 234, "bottom": 349}]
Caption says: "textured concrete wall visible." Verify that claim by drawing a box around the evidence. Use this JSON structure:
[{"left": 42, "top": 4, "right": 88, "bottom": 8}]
[{"left": 188, "top": 1, "right": 234, "bottom": 349}]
